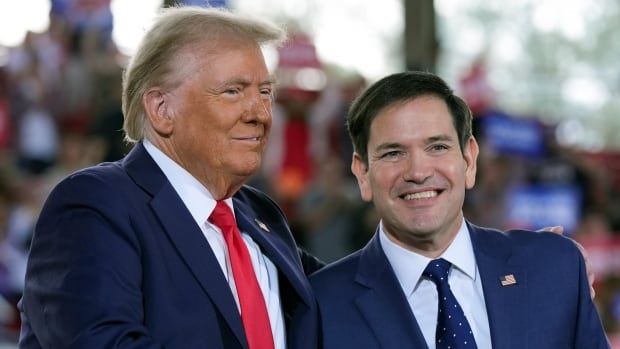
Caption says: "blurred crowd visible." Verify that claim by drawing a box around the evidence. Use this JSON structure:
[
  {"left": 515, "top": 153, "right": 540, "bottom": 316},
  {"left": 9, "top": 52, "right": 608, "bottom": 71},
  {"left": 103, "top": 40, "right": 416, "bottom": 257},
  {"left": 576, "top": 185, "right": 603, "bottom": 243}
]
[
  {"left": 0, "top": 3, "right": 129, "bottom": 343},
  {"left": 1, "top": 4, "right": 620, "bottom": 347}
]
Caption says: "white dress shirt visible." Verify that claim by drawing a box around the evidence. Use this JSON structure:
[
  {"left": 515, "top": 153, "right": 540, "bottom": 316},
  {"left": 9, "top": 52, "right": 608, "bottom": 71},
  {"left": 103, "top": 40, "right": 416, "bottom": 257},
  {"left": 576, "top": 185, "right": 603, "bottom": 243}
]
[
  {"left": 144, "top": 140, "right": 286, "bottom": 349},
  {"left": 379, "top": 219, "right": 492, "bottom": 349}
]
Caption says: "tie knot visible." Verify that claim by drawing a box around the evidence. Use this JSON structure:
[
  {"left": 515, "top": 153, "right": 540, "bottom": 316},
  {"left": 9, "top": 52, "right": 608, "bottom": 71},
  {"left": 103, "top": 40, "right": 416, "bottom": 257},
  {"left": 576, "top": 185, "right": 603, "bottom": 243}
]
[
  {"left": 423, "top": 258, "right": 452, "bottom": 285},
  {"left": 209, "top": 200, "right": 236, "bottom": 231}
]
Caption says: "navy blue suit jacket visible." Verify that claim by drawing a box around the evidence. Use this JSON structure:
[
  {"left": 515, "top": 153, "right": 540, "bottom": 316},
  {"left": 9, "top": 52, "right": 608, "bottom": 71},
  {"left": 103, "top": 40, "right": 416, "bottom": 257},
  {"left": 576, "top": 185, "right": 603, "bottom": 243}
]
[
  {"left": 310, "top": 222, "right": 609, "bottom": 349},
  {"left": 19, "top": 143, "right": 320, "bottom": 349}
]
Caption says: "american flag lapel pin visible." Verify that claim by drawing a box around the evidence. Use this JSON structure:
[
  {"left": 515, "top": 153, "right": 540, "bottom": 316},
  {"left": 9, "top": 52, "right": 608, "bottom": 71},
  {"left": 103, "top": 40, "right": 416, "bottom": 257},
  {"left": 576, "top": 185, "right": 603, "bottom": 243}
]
[
  {"left": 254, "top": 218, "right": 270, "bottom": 232},
  {"left": 500, "top": 274, "right": 517, "bottom": 286}
]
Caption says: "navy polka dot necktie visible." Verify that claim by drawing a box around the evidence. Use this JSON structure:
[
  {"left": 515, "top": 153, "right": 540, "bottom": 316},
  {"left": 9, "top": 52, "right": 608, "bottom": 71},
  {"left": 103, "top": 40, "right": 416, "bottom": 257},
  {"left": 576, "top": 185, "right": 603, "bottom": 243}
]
[{"left": 423, "top": 258, "right": 478, "bottom": 349}]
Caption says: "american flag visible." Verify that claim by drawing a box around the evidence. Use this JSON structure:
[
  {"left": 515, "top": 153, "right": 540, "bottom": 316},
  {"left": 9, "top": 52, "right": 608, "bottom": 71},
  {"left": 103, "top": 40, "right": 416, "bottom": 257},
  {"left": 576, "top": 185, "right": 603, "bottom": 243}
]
[{"left": 500, "top": 274, "right": 517, "bottom": 286}]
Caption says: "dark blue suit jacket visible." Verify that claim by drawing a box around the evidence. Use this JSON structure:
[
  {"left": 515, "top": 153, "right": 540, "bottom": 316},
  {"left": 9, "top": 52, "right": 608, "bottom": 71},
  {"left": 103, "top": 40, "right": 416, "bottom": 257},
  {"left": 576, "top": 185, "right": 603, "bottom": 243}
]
[
  {"left": 310, "top": 222, "right": 609, "bottom": 349},
  {"left": 19, "top": 143, "right": 320, "bottom": 349}
]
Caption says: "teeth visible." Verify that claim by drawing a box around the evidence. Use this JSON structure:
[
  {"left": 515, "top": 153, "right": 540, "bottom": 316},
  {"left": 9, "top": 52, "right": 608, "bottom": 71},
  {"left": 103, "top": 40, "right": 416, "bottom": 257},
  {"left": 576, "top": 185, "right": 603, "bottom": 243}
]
[{"left": 403, "top": 191, "right": 437, "bottom": 200}]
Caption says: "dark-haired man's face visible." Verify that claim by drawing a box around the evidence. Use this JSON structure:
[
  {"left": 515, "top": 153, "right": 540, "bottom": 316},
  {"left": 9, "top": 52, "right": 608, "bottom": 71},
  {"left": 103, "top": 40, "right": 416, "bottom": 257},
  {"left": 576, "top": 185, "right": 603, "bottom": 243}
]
[{"left": 351, "top": 96, "right": 479, "bottom": 256}]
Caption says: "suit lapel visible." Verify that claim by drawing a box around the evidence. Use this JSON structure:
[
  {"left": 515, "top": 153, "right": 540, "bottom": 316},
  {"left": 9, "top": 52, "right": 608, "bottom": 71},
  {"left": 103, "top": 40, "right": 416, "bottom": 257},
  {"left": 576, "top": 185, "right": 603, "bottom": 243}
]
[
  {"left": 468, "top": 222, "right": 528, "bottom": 349},
  {"left": 354, "top": 233, "right": 428, "bottom": 349},
  {"left": 232, "top": 198, "right": 313, "bottom": 308},
  {"left": 124, "top": 143, "right": 248, "bottom": 349}
]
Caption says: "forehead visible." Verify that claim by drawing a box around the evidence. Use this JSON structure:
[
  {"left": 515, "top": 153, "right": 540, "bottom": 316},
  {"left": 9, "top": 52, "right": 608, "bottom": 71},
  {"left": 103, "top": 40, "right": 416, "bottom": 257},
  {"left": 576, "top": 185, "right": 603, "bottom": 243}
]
[
  {"left": 369, "top": 96, "right": 455, "bottom": 140},
  {"left": 175, "top": 38, "right": 270, "bottom": 82}
]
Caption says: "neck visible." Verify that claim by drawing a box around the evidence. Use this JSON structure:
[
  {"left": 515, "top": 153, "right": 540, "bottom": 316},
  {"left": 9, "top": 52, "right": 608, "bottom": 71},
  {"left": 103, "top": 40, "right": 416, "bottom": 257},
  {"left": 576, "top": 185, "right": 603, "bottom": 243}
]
[
  {"left": 147, "top": 137, "right": 246, "bottom": 200},
  {"left": 203, "top": 174, "right": 245, "bottom": 200}
]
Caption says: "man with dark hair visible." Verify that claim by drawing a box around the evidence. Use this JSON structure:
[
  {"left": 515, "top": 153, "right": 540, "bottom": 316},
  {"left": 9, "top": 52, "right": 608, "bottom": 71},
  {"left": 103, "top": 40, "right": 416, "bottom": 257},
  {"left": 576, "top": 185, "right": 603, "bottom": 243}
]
[{"left": 310, "top": 71, "right": 609, "bottom": 349}]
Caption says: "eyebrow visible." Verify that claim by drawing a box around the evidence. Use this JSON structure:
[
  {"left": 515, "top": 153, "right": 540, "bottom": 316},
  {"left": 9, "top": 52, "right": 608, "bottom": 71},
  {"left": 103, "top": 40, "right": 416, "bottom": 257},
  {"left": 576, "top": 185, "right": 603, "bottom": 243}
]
[
  {"left": 264, "top": 74, "right": 277, "bottom": 86},
  {"left": 374, "top": 142, "right": 403, "bottom": 152},
  {"left": 215, "top": 76, "right": 276, "bottom": 89},
  {"left": 426, "top": 134, "right": 455, "bottom": 144}
]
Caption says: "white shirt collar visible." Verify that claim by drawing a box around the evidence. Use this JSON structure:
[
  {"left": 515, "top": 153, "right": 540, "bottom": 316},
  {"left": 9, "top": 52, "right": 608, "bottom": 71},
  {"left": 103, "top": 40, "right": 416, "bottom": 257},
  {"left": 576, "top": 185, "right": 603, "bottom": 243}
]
[
  {"left": 380, "top": 218, "right": 476, "bottom": 297},
  {"left": 143, "top": 140, "right": 234, "bottom": 226}
]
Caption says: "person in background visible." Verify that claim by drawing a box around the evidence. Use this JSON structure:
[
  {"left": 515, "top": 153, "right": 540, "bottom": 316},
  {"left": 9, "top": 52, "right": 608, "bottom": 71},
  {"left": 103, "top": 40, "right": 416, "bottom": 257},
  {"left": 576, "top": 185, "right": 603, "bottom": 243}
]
[
  {"left": 0, "top": 171, "right": 26, "bottom": 337},
  {"left": 310, "top": 71, "right": 609, "bottom": 349},
  {"left": 19, "top": 7, "right": 320, "bottom": 349}
]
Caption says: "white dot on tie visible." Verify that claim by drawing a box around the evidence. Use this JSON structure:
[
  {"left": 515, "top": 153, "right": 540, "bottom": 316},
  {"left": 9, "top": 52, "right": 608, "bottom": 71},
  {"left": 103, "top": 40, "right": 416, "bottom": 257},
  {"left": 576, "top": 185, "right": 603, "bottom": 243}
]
[
  {"left": 444, "top": 297, "right": 447, "bottom": 300},
  {"left": 440, "top": 277, "right": 444, "bottom": 280},
  {"left": 443, "top": 328, "right": 446, "bottom": 331},
  {"left": 465, "top": 341, "right": 468, "bottom": 345},
  {"left": 459, "top": 322, "right": 462, "bottom": 326},
  {"left": 469, "top": 330, "right": 473, "bottom": 334},
  {"left": 438, "top": 339, "right": 442, "bottom": 343},
  {"left": 448, "top": 315, "right": 451, "bottom": 318},
  {"left": 453, "top": 333, "right": 456, "bottom": 337}
]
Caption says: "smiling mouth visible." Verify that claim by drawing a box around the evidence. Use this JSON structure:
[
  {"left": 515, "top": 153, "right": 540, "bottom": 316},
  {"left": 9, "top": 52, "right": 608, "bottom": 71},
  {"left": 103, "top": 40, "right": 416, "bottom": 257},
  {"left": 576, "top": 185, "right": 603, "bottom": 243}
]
[
  {"left": 401, "top": 190, "right": 440, "bottom": 200},
  {"left": 234, "top": 136, "right": 261, "bottom": 142}
]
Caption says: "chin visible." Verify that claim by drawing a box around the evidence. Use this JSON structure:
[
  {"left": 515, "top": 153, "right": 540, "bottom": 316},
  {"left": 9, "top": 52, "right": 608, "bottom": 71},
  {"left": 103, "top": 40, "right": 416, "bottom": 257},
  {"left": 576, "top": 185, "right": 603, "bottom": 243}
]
[
  {"left": 238, "top": 169, "right": 259, "bottom": 178},
  {"left": 235, "top": 163, "right": 261, "bottom": 177},
  {"left": 398, "top": 220, "right": 440, "bottom": 238},
  {"left": 229, "top": 153, "right": 261, "bottom": 173}
]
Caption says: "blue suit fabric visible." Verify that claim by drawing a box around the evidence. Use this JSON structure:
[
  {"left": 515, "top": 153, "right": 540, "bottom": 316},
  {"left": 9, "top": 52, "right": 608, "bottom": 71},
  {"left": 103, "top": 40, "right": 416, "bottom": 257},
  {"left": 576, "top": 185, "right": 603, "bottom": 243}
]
[
  {"left": 310, "top": 222, "right": 610, "bottom": 349},
  {"left": 19, "top": 142, "right": 320, "bottom": 349}
]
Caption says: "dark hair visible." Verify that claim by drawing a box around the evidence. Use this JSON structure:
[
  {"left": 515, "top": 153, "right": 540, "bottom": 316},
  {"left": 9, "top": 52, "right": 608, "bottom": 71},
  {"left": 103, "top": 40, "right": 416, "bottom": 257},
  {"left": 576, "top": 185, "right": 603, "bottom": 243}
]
[{"left": 347, "top": 71, "right": 473, "bottom": 164}]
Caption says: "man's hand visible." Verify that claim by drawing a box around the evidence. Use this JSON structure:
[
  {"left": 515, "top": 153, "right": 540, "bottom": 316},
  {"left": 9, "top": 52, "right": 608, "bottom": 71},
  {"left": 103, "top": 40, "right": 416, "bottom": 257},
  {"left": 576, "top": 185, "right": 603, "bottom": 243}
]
[{"left": 539, "top": 226, "right": 595, "bottom": 299}]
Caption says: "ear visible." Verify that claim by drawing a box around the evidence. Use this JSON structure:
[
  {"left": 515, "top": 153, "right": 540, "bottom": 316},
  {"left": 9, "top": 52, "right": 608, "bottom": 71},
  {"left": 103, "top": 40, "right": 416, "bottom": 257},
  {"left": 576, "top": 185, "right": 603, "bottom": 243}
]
[
  {"left": 463, "top": 136, "right": 479, "bottom": 189},
  {"left": 143, "top": 88, "right": 174, "bottom": 137},
  {"left": 351, "top": 152, "right": 373, "bottom": 202}
]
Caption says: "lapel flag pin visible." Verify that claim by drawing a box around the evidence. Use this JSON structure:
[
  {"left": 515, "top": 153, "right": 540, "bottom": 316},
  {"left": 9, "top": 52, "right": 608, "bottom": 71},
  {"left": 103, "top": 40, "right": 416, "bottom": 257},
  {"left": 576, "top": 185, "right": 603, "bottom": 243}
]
[
  {"left": 255, "top": 218, "right": 270, "bottom": 232},
  {"left": 500, "top": 274, "right": 517, "bottom": 286}
]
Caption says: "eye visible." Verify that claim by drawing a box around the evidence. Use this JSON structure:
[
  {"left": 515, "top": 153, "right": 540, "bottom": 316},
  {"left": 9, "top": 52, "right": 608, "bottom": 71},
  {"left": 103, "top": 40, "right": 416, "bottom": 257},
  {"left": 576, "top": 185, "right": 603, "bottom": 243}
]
[
  {"left": 428, "top": 143, "right": 450, "bottom": 152},
  {"left": 260, "top": 88, "right": 274, "bottom": 100},
  {"left": 224, "top": 88, "right": 240, "bottom": 95},
  {"left": 380, "top": 150, "right": 403, "bottom": 159}
]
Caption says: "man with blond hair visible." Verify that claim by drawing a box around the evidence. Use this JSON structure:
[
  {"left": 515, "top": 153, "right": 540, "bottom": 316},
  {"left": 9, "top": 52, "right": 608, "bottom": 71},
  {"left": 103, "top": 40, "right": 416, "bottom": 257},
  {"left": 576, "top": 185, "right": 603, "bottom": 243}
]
[{"left": 19, "top": 7, "right": 320, "bottom": 349}]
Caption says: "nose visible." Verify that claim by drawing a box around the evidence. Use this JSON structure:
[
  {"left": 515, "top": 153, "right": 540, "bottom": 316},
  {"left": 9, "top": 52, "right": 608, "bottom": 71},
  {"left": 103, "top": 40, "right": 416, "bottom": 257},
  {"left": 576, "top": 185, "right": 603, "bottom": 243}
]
[
  {"left": 242, "top": 89, "right": 272, "bottom": 124},
  {"left": 402, "top": 151, "right": 433, "bottom": 184}
]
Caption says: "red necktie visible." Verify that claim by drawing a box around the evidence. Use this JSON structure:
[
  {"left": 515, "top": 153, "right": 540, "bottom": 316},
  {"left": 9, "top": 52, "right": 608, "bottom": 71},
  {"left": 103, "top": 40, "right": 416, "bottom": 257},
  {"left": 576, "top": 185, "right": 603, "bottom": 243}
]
[{"left": 209, "top": 200, "right": 275, "bottom": 349}]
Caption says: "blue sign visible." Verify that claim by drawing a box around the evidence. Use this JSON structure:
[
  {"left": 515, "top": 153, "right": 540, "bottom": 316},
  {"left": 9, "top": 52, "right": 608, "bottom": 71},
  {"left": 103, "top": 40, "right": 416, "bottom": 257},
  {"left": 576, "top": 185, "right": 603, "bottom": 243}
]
[
  {"left": 178, "top": 0, "right": 228, "bottom": 7},
  {"left": 481, "top": 111, "right": 546, "bottom": 157},
  {"left": 50, "top": 0, "right": 114, "bottom": 34},
  {"left": 507, "top": 184, "right": 582, "bottom": 235}
]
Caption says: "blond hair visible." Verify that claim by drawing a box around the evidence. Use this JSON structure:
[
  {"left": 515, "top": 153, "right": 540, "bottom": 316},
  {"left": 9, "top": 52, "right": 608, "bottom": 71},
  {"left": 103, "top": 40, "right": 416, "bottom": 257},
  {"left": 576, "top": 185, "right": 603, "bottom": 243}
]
[{"left": 122, "top": 6, "right": 286, "bottom": 142}]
